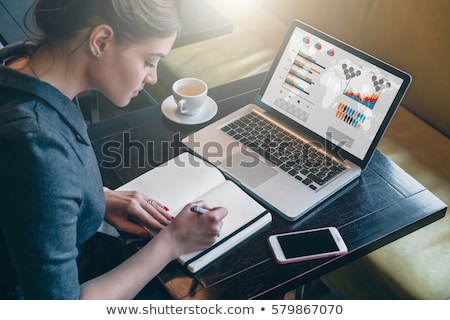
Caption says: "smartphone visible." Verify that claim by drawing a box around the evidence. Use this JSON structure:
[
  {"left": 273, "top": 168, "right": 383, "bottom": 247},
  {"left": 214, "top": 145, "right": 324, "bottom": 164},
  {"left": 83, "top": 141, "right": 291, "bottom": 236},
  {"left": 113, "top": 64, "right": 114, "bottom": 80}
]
[{"left": 268, "top": 227, "right": 348, "bottom": 264}]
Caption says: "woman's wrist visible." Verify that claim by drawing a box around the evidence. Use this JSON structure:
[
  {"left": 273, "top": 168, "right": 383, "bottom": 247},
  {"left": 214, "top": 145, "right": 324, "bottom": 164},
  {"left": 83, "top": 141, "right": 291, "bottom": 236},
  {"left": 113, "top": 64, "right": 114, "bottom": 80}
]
[{"left": 153, "top": 226, "right": 183, "bottom": 261}]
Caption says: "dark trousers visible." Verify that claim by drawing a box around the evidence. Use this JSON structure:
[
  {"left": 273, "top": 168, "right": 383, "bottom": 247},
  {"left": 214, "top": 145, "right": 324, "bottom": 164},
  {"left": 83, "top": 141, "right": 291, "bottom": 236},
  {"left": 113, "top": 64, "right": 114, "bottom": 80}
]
[{"left": 78, "top": 232, "right": 172, "bottom": 300}]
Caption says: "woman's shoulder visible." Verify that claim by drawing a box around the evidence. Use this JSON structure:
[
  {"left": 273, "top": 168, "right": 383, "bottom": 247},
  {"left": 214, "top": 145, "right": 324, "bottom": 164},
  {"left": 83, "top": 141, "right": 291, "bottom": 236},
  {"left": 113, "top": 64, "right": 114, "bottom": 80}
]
[
  {"left": 0, "top": 93, "right": 39, "bottom": 134},
  {"left": 0, "top": 97, "right": 74, "bottom": 162}
]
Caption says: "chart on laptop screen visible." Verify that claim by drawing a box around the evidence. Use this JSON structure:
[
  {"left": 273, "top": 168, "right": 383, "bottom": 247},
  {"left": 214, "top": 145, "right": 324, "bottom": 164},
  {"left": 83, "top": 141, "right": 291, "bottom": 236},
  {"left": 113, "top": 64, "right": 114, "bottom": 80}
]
[{"left": 261, "top": 26, "right": 405, "bottom": 160}]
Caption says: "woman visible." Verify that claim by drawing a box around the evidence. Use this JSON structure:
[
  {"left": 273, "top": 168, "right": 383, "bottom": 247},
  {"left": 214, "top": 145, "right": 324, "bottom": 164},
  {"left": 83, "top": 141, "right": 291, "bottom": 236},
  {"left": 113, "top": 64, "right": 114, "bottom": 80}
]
[{"left": 0, "top": 0, "right": 227, "bottom": 299}]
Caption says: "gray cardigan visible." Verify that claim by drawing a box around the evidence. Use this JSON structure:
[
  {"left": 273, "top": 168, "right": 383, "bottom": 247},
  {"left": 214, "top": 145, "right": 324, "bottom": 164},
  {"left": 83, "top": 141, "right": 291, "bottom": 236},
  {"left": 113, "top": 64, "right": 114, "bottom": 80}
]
[{"left": 0, "top": 44, "right": 105, "bottom": 299}]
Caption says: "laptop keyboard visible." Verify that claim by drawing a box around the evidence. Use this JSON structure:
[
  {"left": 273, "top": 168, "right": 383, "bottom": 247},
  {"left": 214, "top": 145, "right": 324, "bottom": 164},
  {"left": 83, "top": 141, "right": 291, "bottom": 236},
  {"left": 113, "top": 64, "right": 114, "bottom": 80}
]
[{"left": 220, "top": 112, "right": 348, "bottom": 190}]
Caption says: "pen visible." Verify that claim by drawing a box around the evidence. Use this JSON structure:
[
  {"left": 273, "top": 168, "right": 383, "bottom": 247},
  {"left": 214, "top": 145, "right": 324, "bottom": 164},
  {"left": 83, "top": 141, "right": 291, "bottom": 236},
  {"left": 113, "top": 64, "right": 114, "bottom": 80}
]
[{"left": 190, "top": 205, "right": 210, "bottom": 214}]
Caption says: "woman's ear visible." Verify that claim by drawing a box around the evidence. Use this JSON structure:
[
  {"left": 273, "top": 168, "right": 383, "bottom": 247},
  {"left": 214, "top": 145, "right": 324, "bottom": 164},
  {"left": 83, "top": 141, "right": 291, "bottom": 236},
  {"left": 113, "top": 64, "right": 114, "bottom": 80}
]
[{"left": 89, "top": 24, "right": 114, "bottom": 58}]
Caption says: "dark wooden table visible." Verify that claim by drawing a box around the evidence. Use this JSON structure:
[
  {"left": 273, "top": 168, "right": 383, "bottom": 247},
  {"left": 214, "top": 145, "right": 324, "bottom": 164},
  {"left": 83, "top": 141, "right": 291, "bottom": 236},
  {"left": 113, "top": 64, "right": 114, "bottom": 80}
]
[
  {"left": 88, "top": 73, "right": 447, "bottom": 300},
  {"left": 0, "top": 0, "right": 233, "bottom": 47}
]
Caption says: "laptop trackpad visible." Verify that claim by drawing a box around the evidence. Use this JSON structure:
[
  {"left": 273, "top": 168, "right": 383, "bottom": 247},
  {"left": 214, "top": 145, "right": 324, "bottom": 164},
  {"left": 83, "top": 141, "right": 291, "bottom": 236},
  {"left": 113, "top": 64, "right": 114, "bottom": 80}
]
[{"left": 223, "top": 152, "right": 278, "bottom": 188}]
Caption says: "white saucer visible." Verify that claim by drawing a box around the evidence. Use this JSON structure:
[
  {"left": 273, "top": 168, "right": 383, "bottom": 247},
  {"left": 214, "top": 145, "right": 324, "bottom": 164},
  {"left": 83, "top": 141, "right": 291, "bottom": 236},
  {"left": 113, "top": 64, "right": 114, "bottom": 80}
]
[{"left": 161, "top": 95, "right": 218, "bottom": 125}]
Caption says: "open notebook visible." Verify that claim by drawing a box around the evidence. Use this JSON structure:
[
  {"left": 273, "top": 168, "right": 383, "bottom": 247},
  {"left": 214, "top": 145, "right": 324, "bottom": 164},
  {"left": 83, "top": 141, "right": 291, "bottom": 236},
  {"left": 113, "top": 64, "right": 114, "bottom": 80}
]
[{"left": 116, "top": 152, "right": 272, "bottom": 273}]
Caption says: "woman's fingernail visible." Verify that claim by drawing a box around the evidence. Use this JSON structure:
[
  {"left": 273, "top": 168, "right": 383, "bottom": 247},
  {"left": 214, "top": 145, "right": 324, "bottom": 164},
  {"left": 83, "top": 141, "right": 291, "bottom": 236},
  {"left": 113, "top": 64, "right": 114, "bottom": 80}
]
[{"left": 164, "top": 206, "right": 170, "bottom": 211}]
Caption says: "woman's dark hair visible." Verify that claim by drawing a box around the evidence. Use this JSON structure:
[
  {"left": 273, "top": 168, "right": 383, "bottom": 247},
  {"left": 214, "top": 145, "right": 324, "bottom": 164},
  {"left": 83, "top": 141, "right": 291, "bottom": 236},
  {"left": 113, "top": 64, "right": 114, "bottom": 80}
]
[{"left": 27, "top": 0, "right": 181, "bottom": 47}]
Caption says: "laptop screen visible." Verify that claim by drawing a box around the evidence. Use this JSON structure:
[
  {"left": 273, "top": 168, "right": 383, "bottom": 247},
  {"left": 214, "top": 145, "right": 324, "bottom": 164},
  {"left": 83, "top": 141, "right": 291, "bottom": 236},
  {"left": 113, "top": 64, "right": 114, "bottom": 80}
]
[{"left": 259, "top": 20, "right": 411, "bottom": 168}]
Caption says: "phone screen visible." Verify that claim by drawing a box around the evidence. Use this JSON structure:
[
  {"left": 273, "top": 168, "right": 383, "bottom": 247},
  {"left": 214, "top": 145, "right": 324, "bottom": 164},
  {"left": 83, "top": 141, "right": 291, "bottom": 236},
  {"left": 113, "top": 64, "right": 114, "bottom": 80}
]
[{"left": 278, "top": 229, "right": 339, "bottom": 258}]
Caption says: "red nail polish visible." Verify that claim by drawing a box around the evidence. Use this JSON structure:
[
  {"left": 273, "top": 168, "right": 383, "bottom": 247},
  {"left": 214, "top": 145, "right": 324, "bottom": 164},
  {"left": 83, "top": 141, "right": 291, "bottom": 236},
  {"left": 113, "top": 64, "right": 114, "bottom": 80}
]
[{"left": 164, "top": 206, "right": 170, "bottom": 211}]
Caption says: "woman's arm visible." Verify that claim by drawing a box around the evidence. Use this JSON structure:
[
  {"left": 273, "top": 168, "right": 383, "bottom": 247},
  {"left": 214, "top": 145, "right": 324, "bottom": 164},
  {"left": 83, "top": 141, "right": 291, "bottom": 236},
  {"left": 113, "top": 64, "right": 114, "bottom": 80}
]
[{"left": 80, "top": 202, "right": 227, "bottom": 299}]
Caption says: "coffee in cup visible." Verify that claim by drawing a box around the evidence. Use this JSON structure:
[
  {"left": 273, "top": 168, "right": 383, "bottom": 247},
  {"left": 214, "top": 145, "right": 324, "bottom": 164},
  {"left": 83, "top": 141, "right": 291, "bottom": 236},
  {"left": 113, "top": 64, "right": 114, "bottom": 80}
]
[{"left": 172, "top": 78, "right": 208, "bottom": 116}]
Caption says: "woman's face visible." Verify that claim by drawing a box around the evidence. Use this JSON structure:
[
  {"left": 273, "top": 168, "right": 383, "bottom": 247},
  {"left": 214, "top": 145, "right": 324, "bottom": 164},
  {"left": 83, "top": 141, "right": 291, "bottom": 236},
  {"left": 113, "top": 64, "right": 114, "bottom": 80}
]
[{"left": 89, "top": 33, "right": 177, "bottom": 107}]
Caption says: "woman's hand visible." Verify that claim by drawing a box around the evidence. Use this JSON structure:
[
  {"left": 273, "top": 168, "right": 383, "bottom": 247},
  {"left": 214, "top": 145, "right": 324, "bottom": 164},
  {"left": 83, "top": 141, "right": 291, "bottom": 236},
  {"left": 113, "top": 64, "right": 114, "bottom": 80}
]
[
  {"left": 158, "top": 201, "right": 228, "bottom": 258},
  {"left": 103, "top": 187, "right": 174, "bottom": 238}
]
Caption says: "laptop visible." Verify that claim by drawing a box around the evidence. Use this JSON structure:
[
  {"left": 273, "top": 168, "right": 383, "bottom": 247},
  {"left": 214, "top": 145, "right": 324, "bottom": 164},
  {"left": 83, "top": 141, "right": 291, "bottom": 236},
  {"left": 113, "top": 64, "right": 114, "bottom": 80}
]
[{"left": 182, "top": 20, "right": 411, "bottom": 221}]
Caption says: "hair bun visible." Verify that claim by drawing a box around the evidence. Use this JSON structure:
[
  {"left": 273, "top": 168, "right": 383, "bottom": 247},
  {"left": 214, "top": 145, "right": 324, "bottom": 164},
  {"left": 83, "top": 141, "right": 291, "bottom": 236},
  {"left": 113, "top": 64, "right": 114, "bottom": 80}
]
[
  {"left": 33, "top": 0, "right": 86, "bottom": 40},
  {"left": 30, "top": 0, "right": 181, "bottom": 45}
]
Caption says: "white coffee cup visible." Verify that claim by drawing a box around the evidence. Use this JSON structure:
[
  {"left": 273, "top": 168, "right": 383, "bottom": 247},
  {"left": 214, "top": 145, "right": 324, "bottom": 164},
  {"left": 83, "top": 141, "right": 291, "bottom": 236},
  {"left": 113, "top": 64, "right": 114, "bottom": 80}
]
[{"left": 172, "top": 78, "right": 208, "bottom": 116}]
